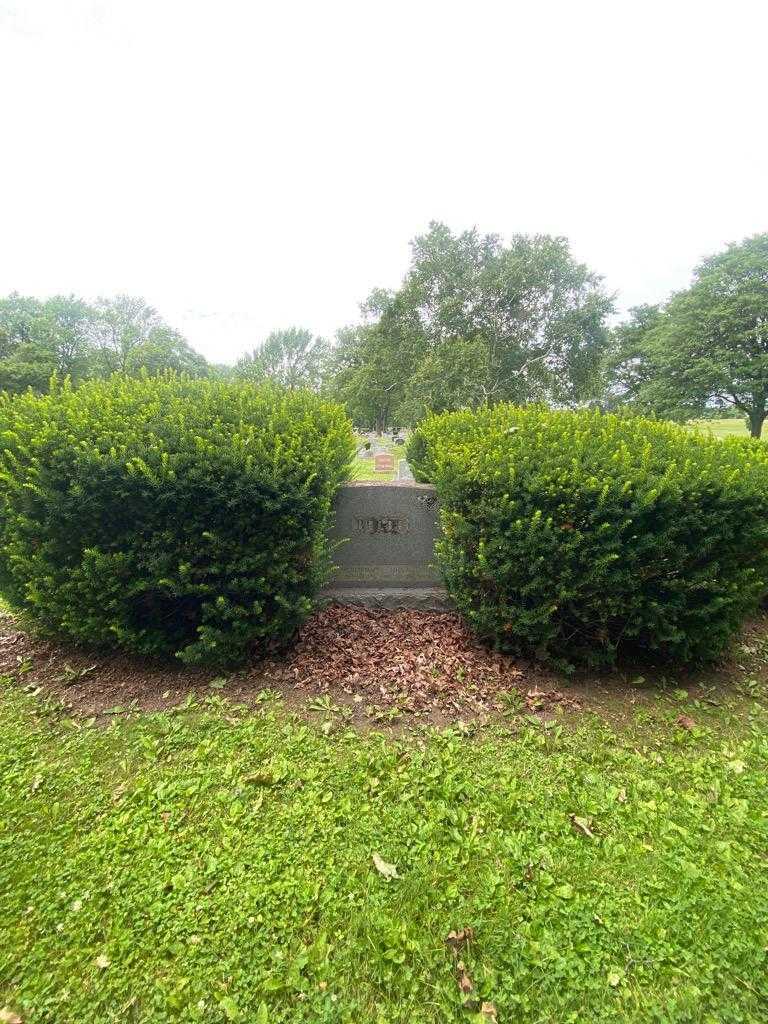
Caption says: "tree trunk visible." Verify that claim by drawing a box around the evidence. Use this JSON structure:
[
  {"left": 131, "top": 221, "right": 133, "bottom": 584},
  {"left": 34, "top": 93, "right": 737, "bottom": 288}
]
[{"left": 748, "top": 408, "right": 766, "bottom": 439}]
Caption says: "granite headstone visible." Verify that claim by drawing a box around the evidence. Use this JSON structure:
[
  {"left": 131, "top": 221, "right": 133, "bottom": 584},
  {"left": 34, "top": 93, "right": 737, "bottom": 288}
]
[
  {"left": 397, "top": 459, "right": 415, "bottom": 481},
  {"left": 322, "top": 481, "right": 450, "bottom": 609}
]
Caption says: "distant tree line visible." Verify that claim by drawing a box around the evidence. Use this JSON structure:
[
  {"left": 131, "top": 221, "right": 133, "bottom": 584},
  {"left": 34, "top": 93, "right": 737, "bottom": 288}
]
[
  {"left": 5, "top": 228, "right": 767, "bottom": 436},
  {"left": 317, "top": 226, "right": 768, "bottom": 436},
  {"left": 0, "top": 293, "right": 208, "bottom": 392}
]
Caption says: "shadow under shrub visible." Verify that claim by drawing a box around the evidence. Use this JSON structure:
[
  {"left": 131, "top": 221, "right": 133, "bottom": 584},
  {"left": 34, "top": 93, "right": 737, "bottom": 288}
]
[
  {"left": 0, "top": 375, "right": 355, "bottom": 665},
  {"left": 412, "top": 406, "right": 768, "bottom": 669}
]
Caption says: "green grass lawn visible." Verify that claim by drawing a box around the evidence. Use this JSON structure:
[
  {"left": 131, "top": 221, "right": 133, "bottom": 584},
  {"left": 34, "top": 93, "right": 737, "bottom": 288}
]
[
  {"left": 2, "top": 678, "right": 767, "bottom": 1023},
  {"left": 688, "top": 417, "right": 761, "bottom": 440}
]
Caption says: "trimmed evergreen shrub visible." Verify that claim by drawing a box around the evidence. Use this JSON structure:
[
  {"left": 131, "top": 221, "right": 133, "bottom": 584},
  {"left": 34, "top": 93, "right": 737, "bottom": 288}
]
[
  {"left": 404, "top": 429, "right": 433, "bottom": 483},
  {"left": 0, "top": 375, "right": 355, "bottom": 665},
  {"left": 411, "top": 406, "right": 768, "bottom": 668}
]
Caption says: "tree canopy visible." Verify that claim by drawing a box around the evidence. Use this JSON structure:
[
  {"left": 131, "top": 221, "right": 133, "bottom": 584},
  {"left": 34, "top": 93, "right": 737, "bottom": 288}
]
[
  {"left": 327, "top": 222, "right": 613, "bottom": 428},
  {"left": 608, "top": 234, "right": 768, "bottom": 437},
  {"left": 0, "top": 293, "right": 208, "bottom": 391},
  {"left": 235, "top": 328, "right": 329, "bottom": 391},
  {"left": 0, "top": 294, "right": 95, "bottom": 391}
]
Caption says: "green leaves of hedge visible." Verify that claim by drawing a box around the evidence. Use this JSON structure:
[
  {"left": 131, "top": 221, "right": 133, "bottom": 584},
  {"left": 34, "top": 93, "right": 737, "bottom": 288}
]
[
  {"left": 0, "top": 375, "right": 355, "bottom": 664},
  {"left": 412, "top": 406, "right": 768, "bottom": 668}
]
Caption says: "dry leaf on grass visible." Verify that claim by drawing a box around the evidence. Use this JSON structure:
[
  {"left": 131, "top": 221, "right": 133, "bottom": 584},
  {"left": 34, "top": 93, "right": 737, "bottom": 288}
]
[
  {"left": 0, "top": 1009, "right": 23, "bottom": 1024},
  {"left": 677, "top": 714, "right": 696, "bottom": 731},
  {"left": 570, "top": 814, "right": 595, "bottom": 839},
  {"left": 446, "top": 927, "right": 475, "bottom": 956},
  {"left": 457, "top": 964, "right": 474, "bottom": 994},
  {"left": 371, "top": 853, "right": 399, "bottom": 879}
]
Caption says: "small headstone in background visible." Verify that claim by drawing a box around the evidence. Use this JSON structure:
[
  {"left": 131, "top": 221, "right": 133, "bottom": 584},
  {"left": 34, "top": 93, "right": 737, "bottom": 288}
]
[
  {"left": 397, "top": 459, "right": 415, "bottom": 481},
  {"left": 374, "top": 453, "right": 395, "bottom": 473}
]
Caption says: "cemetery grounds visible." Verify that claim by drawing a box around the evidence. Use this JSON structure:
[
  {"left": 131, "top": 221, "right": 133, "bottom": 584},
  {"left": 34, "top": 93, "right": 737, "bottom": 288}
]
[
  {"left": 349, "top": 434, "right": 408, "bottom": 481},
  {"left": 688, "top": 417, "right": 765, "bottom": 440},
  {"left": 1, "top": 390, "right": 767, "bottom": 1024}
]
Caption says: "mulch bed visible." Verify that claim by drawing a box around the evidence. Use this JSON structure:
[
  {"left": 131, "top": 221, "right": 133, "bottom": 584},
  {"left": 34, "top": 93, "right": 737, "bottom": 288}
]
[{"left": 0, "top": 605, "right": 579, "bottom": 725}]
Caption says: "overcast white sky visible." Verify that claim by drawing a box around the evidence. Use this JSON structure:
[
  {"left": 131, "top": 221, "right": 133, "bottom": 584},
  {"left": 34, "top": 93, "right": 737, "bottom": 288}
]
[{"left": 1, "top": 0, "right": 766, "bottom": 364}]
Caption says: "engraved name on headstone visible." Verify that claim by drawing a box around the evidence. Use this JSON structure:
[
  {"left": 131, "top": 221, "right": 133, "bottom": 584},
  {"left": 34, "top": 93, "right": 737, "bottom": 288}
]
[
  {"left": 356, "top": 516, "right": 410, "bottom": 535},
  {"left": 373, "top": 453, "right": 395, "bottom": 473}
]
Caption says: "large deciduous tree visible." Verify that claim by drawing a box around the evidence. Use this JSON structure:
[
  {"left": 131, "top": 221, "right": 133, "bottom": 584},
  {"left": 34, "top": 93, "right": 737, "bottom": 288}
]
[
  {"left": 235, "top": 328, "right": 329, "bottom": 390},
  {"left": 0, "top": 293, "right": 95, "bottom": 391},
  {"left": 88, "top": 295, "right": 208, "bottom": 378},
  {"left": 124, "top": 325, "right": 209, "bottom": 377},
  {"left": 329, "top": 222, "right": 613, "bottom": 427},
  {"left": 90, "top": 295, "right": 162, "bottom": 375},
  {"left": 609, "top": 234, "right": 768, "bottom": 437},
  {"left": 603, "top": 304, "right": 664, "bottom": 410},
  {"left": 325, "top": 325, "right": 403, "bottom": 432}
]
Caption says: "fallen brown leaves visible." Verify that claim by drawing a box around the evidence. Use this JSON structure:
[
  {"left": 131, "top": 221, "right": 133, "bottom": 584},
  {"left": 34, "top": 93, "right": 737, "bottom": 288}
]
[
  {"left": 446, "top": 927, "right": 476, "bottom": 954},
  {"left": 570, "top": 814, "right": 596, "bottom": 839},
  {"left": 371, "top": 852, "right": 399, "bottom": 880},
  {"left": 445, "top": 928, "right": 497, "bottom": 1016},
  {"left": 446, "top": 928, "right": 476, "bottom": 998},
  {"left": 457, "top": 965, "right": 474, "bottom": 994},
  {"left": 0, "top": 604, "right": 579, "bottom": 726},
  {"left": 267, "top": 605, "right": 579, "bottom": 720}
]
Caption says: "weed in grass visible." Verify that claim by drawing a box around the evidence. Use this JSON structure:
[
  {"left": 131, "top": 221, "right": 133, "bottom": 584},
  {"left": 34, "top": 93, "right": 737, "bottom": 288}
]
[{"left": 736, "top": 676, "right": 766, "bottom": 699}]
